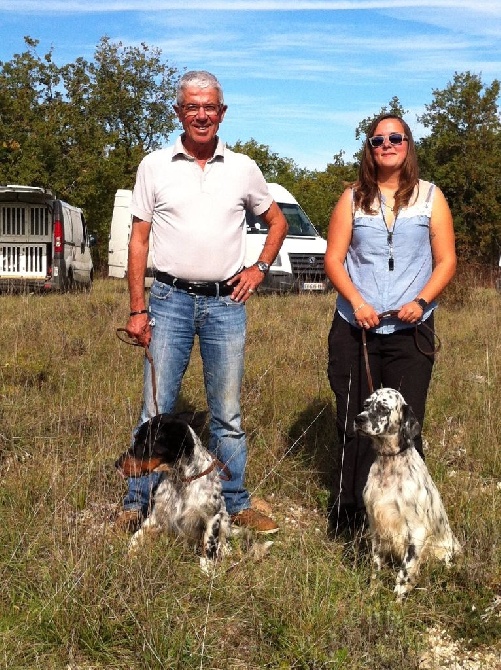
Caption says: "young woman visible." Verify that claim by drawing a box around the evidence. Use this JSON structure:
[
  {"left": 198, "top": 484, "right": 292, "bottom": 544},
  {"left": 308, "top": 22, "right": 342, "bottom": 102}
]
[{"left": 325, "top": 114, "right": 456, "bottom": 537}]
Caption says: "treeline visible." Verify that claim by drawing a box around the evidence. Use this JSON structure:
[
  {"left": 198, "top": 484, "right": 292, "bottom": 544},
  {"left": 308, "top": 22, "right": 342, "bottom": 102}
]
[{"left": 1, "top": 37, "right": 500, "bottom": 264}]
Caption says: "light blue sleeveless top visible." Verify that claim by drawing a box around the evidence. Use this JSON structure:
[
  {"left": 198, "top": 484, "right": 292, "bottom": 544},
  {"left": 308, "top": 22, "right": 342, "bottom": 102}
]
[{"left": 337, "top": 179, "right": 436, "bottom": 334}]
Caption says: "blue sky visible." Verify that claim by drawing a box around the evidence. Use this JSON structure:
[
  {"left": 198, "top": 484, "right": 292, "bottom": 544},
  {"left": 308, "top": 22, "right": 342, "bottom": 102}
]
[{"left": 0, "top": 1, "right": 500, "bottom": 170}]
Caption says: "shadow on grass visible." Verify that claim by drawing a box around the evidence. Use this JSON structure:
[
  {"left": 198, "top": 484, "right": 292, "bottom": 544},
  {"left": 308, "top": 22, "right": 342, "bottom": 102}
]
[{"left": 287, "top": 398, "right": 342, "bottom": 516}]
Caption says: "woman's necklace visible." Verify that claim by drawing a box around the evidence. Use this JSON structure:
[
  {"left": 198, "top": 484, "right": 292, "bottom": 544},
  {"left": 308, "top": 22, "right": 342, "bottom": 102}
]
[{"left": 379, "top": 190, "right": 399, "bottom": 271}]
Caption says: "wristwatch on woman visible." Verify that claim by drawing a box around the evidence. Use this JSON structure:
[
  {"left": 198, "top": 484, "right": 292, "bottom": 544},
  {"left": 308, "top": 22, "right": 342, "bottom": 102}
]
[{"left": 414, "top": 297, "right": 428, "bottom": 310}]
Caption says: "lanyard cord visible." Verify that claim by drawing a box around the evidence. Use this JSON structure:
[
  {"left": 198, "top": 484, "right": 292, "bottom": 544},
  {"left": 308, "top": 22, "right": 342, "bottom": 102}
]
[{"left": 379, "top": 190, "right": 400, "bottom": 272}]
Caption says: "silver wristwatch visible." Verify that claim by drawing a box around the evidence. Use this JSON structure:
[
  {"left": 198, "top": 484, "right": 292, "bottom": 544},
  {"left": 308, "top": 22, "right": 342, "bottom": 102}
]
[{"left": 254, "top": 261, "right": 270, "bottom": 274}]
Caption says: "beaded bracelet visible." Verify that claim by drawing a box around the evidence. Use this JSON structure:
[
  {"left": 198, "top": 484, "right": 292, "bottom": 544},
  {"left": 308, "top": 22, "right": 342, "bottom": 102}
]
[{"left": 353, "top": 302, "right": 365, "bottom": 315}]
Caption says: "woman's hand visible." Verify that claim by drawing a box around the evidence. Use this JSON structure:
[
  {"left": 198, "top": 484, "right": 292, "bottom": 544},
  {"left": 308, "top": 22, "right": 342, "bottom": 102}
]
[
  {"left": 353, "top": 302, "right": 380, "bottom": 329},
  {"left": 397, "top": 301, "right": 423, "bottom": 324}
]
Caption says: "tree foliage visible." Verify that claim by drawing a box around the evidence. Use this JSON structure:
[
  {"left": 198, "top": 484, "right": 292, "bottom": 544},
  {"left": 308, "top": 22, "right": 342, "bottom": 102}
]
[
  {"left": 290, "top": 153, "right": 357, "bottom": 237},
  {"left": 229, "top": 138, "right": 303, "bottom": 191},
  {"left": 0, "top": 36, "right": 179, "bottom": 249},
  {"left": 417, "top": 72, "right": 501, "bottom": 261}
]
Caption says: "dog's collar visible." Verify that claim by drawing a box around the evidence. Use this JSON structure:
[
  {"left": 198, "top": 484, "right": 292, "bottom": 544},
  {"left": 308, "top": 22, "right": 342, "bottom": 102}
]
[
  {"left": 379, "top": 443, "right": 412, "bottom": 457},
  {"left": 154, "top": 456, "right": 231, "bottom": 483},
  {"left": 115, "top": 452, "right": 231, "bottom": 484}
]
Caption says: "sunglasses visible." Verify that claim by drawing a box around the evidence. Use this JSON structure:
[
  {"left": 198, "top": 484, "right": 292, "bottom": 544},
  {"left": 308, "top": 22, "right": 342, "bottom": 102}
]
[{"left": 368, "top": 133, "right": 408, "bottom": 148}]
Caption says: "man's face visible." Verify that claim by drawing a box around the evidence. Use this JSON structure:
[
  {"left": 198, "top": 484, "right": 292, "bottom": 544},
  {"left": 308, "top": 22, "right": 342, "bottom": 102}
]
[{"left": 175, "top": 86, "right": 227, "bottom": 151}]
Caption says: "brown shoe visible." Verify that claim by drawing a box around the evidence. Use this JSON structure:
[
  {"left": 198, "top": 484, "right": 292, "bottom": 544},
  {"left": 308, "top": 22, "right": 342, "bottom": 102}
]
[
  {"left": 114, "top": 509, "right": 143, "bottom": 533},
  {"left": 231, "top": 508, "right": 279, "bottom": 535},
  {"left": 251, "top": 496, "right": 273, "bottom": 516}
]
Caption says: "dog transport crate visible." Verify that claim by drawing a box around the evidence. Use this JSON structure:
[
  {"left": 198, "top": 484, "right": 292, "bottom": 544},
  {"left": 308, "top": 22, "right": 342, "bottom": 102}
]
[{"left": 0, "top": 186, "right": 53, "bottom": 288}]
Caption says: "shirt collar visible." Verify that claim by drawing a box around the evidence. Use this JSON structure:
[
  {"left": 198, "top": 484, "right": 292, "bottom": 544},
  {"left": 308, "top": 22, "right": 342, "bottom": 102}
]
[{"left": 172, "top": 135, "right": 225, "bottom": 162}]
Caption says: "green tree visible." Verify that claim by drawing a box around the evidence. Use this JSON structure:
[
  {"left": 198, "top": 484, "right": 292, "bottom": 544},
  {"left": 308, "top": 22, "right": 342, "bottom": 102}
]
[
  {"left": 292, "top": 152, "right": 357, "bottom": 237},
  {"left": 0, "top": 37, "right": 66, "bottom": 186},
  {"left": 417, "top": 72, "right": 501, "bottom": 262},
  {"left": 229, "top": 138, "right": 302, "bottom": 191},
  {"left": 0, "top": 36, "right": 179, "bottom": 256}
]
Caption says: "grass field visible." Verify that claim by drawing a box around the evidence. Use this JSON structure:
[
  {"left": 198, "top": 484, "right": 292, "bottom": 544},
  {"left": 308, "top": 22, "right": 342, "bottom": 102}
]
[{"left": 0, "top": 277, "right": 499, "bottom": 669}]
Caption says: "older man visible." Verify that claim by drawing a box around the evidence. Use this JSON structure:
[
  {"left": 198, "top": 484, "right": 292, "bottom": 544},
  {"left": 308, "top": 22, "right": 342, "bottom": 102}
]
[{"left": 117, "top": 70, "right": 288, "bottom": 534}]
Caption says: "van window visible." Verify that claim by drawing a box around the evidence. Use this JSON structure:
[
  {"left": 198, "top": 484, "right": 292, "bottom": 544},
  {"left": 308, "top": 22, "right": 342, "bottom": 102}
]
[
  {"left": 246, "top": 203, "right": 318, "bottom": 237},
  {"left": 70, "top": 209, "right": 84, "bottom": 246},
  {"left": 63, "top": 208, "right": 72, "bottom": 242}
]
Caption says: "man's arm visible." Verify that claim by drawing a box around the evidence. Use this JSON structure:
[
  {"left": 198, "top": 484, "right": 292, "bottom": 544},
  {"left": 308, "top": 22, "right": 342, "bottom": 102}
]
[
  {"left": 228, "top": 201, "right": 288, "bottom": 302},
  {"left": 125, "top": 217, "right": 152, "bottom": 346}
]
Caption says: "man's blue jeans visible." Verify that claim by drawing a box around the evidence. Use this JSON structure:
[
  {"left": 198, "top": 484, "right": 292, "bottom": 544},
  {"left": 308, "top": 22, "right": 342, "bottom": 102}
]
[{"left": 123, "top": 279, "right": 250, "bottom": 516}]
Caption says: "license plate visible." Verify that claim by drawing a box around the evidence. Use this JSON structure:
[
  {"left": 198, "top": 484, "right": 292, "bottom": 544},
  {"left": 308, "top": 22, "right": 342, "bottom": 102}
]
[{"left": 302, "top": 282, "right": 325, "bottom": 291}]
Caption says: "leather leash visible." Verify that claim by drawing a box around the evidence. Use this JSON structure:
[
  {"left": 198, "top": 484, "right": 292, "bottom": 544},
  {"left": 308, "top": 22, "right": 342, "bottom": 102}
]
[
  {"left": 361, "top": 310, "right": 441, "bottom": 395},
  {"left": 116, "top": 328, "right": 159, "bottom": 416},
  {"left": 115, "top": 328, "right": 231, "bottom": 483},
  {"left": 154, "top": 458, "right": 231, "bottom": 483}
]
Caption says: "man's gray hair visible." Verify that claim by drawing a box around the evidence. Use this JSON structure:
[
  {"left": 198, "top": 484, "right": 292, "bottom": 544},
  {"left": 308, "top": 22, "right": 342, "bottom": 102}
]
[{"left": 176, "top": 71, "right": 225, "bottom": 106}]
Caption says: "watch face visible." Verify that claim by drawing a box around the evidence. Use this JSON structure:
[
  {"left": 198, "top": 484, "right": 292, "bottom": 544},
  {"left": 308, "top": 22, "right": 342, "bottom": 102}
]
[{"left": 257, "top": 262, "right": 269, "bottom": 272}]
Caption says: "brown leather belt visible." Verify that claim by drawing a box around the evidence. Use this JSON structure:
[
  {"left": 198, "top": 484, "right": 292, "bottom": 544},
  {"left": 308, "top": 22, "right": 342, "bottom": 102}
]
[{"left": 155, "top": 271, "right": 234, "bottom": 297}]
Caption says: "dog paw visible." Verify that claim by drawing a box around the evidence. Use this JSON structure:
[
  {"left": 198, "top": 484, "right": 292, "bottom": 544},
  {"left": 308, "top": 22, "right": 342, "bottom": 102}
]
[
  {"left": 394, "top": 582, "right": 410, "bottom": 601},
  {"left": 199, "top": 556, "right": 220, "bottom": 576}
]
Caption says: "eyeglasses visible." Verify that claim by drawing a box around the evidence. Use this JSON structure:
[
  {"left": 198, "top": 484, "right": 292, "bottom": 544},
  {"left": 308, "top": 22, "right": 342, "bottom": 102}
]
[
  {"left": 368, "top": 133, "right": 408, "bottom": 148},
  {"left": 181, "top": 104, "right": 222, "bottom": 117}
]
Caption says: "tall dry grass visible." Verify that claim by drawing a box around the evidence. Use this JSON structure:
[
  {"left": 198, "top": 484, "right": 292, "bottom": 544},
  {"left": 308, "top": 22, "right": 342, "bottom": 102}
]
[{"left": 0, "top": 279, "right": 499, "bottom": 669}]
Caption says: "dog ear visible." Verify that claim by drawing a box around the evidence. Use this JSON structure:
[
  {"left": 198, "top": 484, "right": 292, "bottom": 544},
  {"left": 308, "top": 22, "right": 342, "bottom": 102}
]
[
  {"left": 399, "top": 403, "right": 421, "bottom": 450},
  {"left": 174, "top": 409, "right": 208, "bottom": 436},
  {"left": 134, "top": 414, "right": 196, "bottom": 464}
]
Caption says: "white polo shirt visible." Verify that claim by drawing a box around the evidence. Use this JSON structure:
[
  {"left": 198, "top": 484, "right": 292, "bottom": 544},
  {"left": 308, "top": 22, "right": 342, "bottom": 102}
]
[{"left": 130, "top": 136, "right": 273, "bottom": 281}]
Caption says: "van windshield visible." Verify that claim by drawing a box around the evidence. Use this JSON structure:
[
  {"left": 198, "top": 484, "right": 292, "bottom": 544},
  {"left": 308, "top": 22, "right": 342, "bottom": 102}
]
[{"left": 246, "top": 203, "right": 319, "bottom": 237}]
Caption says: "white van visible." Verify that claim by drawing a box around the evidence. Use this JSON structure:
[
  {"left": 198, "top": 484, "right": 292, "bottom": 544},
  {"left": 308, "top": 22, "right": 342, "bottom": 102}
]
[
  {"left": 108, "top": 183, "right": 329, "bottom": 292},
  {"left": 0, "top": 184, "right": 96, "bottom": 291},
  {"left": 108, "top": 189, "right": 154, "bottom": 285},
  {"left": 245, "top": 183, "right": 329, "bottom": 292}
]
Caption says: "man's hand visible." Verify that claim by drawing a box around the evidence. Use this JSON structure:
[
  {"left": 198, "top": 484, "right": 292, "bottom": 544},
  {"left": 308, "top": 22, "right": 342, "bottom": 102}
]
[
  {"left": 125, "top": 312, "right": 151, "bottom": 346},
  {"left": 226, "top": 265, "right": 266, "bottom": 302}
]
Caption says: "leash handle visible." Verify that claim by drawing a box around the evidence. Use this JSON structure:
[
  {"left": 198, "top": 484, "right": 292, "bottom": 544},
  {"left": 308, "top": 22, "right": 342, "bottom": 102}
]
[
  {"left": 116, "top": 328, "right": 159, "bottom": 416},
  {"left": 377, "top": 310, "right": 441, "bottom": 356}
]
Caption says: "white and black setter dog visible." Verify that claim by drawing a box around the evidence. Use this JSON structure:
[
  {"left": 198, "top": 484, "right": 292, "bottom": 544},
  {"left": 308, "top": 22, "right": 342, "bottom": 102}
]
[
  {"left": 115, "top": 414, "right": 230, "bottom": 571},
  {"left": 354, "top": 388, "right": 461, "bottom": 600}
]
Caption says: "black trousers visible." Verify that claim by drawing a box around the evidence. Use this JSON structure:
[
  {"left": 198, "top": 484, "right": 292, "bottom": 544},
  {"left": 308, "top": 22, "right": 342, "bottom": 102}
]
[{"left": 327, "top": 311, "right": 435, "bottom": 512}]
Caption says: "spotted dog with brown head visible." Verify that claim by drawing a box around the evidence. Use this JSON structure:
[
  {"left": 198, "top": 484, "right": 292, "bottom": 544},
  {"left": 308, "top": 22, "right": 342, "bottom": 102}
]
[
  {"left": 354, "top": 388, "right": 461, "bottom": 600},
  {"left": 116, "top": 414, "right": 230, "bottom": 570}
]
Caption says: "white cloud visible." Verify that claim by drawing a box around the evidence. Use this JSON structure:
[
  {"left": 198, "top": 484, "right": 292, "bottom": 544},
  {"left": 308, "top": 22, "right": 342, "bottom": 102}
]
[{"left": 3, "top": 0, "right": 501, "bottom": 13}]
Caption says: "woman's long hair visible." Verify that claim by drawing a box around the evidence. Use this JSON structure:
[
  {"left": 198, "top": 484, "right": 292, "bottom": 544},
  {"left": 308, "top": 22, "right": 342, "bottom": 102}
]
[{"left": 354, "top": 114, "right": 419, "bottom": 214}]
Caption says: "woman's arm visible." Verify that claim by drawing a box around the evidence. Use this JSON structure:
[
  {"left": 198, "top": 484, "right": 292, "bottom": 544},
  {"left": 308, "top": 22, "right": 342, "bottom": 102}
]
[
  {"left": 325, "top": 188, "right": 380, "bottom": 327},
  {"left": 398, "top": 187, "right": 456, "bottom": 323}
]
